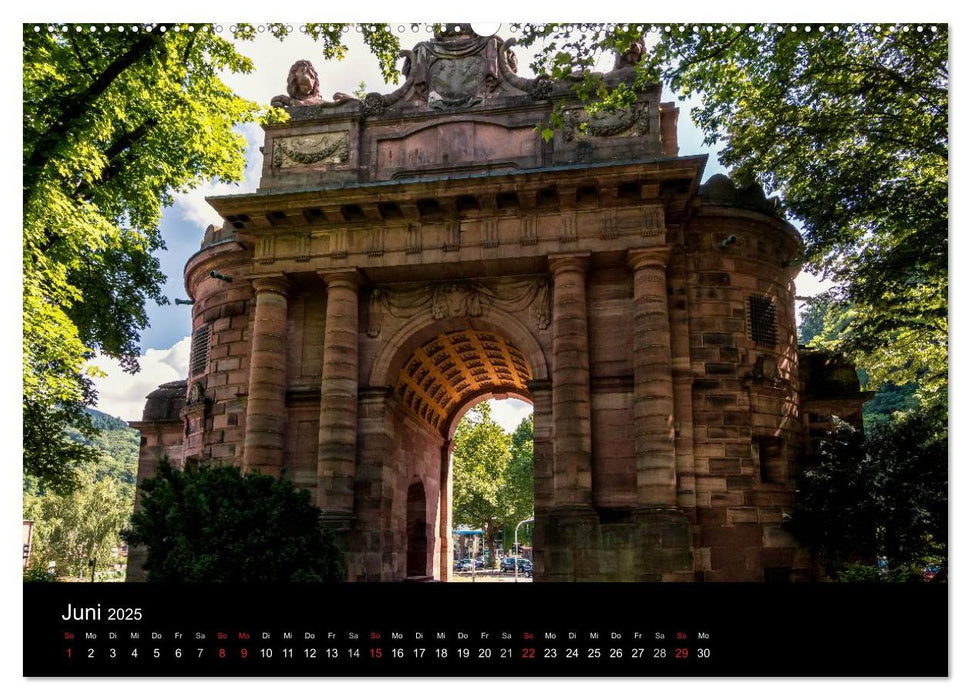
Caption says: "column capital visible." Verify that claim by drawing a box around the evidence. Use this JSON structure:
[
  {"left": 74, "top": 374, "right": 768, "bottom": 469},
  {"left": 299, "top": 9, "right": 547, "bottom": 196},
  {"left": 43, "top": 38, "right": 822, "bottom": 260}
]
[
  {"left": 548, "top": 252, "right": 590, "bottom": 277},
  {"left": 250, "top": 275, "right": 290, "bottom": 296},
  {"left": 628, "top": 247, "right": 672, "bottom": 271},
  {"left": 318, "top": 268, "right": 364, "bottom": 290}
]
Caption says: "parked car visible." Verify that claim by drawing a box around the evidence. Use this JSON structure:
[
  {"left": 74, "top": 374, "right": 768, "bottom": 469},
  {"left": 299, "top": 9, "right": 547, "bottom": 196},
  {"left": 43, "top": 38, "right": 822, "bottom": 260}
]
[
  {"left": 500, "top": 557, "right": 532, "bottom": 575},
  {"left": 454, "top": 558, "right": 472, "bottom": 572}
]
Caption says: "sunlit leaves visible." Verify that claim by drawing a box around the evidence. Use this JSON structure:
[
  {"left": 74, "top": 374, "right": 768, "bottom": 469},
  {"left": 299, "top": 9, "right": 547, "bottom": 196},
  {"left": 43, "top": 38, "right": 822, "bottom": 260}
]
[
  {"left": 452, "top": 404, "right": 534, "bottom": 546},
  {"left": 23, "top": 25, "right": 258, "bottom": 486},
  {"left": 522, "top": 23, "right": 947, "bottom": 399}
]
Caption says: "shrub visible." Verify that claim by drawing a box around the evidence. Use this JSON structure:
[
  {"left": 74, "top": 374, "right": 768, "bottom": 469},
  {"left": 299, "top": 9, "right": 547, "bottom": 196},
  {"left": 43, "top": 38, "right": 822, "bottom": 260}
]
[{"left": 125, "top": 460, "right": 345, "bottom": 583}]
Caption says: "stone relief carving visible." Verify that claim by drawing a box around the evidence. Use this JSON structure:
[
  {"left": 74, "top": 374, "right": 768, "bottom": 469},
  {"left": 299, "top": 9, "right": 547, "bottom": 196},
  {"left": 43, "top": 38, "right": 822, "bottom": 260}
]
[
  {"left": 498, "top": 38, "right": 553, "bottom": 99},
  {"left": 272, "top": 31, "right": 653, "bottom": 118},
  {"left": 562, "top": 103, "right": 652, "bottom": 142},
  {"left": 641, "top": 205, "right": 666, "bottom": 237},
  {"left": 613, "top": 36, "right": 646, "bottom": 72},
  {"left": 271, "top": 60, "right": 356, "bottom": 108},
  {"left": 186, "top": 381, "right": 207, "bottom": 406},
  {"left": 431, "top": 283, "right": 485, "bottom": 319},
  {"left": 520, "top": 216, "right": 538, "bottom": 246},
  {"left": 255, "top": 236, "right": 274, "bottom": 263},
  {"left": 272, "top": 132, "right": 349, "bottom": 168},
  {"left": 365, "top": 278, "right": 551, "bottom": 338},
  {"left": 405, "top": 223, "right": 422, "bottom": 254}
]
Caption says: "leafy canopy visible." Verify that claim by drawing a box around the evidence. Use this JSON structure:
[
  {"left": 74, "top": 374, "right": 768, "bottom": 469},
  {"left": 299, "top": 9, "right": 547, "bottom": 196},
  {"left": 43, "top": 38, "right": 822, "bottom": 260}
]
[
  {"left": 520, "top": 23, "right": 947, "bottom": 402},
  {"left": 24, "top": 408, "right": 140, "bottom": 580},
  {"left": 22, "top": 23, "right": 398, "bottom": 491},
  {"left": 451, "top": 403, "right": 534, "bottom": 549},
  {"left": 24, "top": 462, "right": 132, "bottom": 580}
]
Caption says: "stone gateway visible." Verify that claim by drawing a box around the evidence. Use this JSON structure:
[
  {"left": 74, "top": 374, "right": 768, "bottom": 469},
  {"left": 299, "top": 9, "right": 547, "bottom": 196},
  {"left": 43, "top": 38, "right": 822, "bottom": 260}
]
[{"left": 128, "top": 27, "right": 867, "bottom": 583}]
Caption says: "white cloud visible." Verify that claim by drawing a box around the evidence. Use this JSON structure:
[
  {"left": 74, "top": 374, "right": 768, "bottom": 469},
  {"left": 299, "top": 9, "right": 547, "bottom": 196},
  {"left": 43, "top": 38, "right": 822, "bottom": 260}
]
[
  {"left": 88, "top": 337, "right": 191, "bottom": 422},
  {"left": 488, "top": 398, "right": 533, "bottom": 434},
  {"left": 795, "top": 269, "right": 833, "bottom": 298}
]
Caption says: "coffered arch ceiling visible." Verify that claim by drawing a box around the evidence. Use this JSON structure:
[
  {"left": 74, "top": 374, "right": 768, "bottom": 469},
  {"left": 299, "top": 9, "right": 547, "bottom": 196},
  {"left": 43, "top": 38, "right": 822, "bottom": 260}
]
[{"left": 394, "top": 329, "right": 532, "bottom": 434}]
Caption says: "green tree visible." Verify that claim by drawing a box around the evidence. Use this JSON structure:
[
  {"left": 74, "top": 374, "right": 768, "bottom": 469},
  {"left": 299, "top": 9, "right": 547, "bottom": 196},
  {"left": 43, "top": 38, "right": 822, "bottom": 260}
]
[
  {"left": 498, "top": 415, "right": 534, "bottom": 543},
  {"left": 798, "top": 297, "right": 919, "bottom": 428},
  {"left": 124, "top": 460, "right": 345, "bottom": 583},
  {"left": 23, "top": 23, "right": 399, "bottom": 492},
  {"left": 788, "top": 408, "right": 947, "bottom": 578},
  {"left": 24, "top": 464, "right": 131, "bottom": 579},
  {"left": 24, "top": 408, "right": 140, "bottom": 579},
  {"left": 451, "top": 402, "right": 512, "bottom": 551},
  {"left": 24, "top": 25, "right": 254, "bottom": 492},
  {"left": 522, "top": 24, "right": 947, "bottom": 406}
]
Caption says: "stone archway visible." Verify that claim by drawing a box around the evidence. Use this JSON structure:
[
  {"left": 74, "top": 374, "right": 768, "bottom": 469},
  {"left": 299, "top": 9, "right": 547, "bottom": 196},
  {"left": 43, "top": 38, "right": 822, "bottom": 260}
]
[
  {"left": 130, "top": 25, "right": 869, "bottom": 583},
  {"left": 354, "top": 312, "right": 548, "bottom": 582}
]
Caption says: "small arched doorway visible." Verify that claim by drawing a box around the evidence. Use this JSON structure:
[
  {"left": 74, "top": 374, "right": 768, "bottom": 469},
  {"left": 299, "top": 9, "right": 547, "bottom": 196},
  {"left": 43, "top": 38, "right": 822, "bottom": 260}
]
[{"left": 406, "top": 480, "right": 428, "bottom": 578}]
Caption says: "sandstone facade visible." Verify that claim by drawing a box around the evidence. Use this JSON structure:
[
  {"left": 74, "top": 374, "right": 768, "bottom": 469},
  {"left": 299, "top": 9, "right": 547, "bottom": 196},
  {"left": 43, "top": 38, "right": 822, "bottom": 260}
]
[{"left": 128, "top": 28, "right": 867, "bottom": 583}]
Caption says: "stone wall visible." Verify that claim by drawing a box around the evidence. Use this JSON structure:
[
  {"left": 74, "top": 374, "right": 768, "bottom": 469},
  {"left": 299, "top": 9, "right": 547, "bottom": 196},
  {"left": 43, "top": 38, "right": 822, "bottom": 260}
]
[{"left": 128, "top": 30, "right": 872, "bottom": 583}]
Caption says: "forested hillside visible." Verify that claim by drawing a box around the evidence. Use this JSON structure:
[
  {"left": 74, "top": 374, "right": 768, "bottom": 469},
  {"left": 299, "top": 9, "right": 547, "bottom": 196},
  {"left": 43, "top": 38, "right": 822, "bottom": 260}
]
[{"left": 23, "top": 409, "right": 139, "bottom": 580}]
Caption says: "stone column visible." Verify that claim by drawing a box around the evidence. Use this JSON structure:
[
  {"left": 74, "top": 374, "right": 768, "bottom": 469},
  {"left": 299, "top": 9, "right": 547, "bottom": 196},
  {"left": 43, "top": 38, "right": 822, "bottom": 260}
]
[
  {"left": 317, "top": 270, "right": 361, "bottom": 519},
  {"left": 628, "top": 249, "right": 677, "bottom": 506},
  {"left": 242, "top": 276, "right": 290, "bottom": 477},
  {"left": 439, "top": 440, "right": 454, "bottom": 581},
  {"left": 548, "top": 254, "right": 593, "bottom": 506}
]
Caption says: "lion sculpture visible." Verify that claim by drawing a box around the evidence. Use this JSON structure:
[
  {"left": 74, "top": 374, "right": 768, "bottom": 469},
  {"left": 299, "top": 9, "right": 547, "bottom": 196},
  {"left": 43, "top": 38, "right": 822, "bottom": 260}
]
[{"left": 271, "top": 60, "right": 355, "bottom": 108}]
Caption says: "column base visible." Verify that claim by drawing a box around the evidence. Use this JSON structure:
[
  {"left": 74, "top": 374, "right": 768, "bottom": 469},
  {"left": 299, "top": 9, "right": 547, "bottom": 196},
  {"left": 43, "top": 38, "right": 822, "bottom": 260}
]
[
  {"left": 537, "top": 505, "right": 693, "bottom": 582},
  {"left": 319, "top": 511, "right": 356, "bottom": 581},
  {"left": 631, "top": 506, "right": 694, "bottom": 582}
]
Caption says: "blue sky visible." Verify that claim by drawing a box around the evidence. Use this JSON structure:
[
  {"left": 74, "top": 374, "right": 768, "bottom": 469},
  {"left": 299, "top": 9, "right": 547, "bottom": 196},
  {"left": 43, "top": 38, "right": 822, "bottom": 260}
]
[{"left": 89, "top": 24, "right": 826, "bottom": 426}]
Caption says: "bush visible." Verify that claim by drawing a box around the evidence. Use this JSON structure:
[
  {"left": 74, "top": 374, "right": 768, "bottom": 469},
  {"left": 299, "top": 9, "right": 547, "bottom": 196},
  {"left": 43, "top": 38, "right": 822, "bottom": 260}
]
[
  {"left": 788, "top": 407, "right": 947, "bottom": 577},
  {"left": 23, "top": 565, "right": 58, "bottom": 582},
  {"left": 125, "top": 460, "right": 345, "bottom": 583}
]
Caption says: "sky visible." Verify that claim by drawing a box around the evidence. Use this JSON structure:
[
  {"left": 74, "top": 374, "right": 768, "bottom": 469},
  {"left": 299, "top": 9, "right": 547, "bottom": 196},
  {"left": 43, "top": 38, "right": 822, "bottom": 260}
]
[{"left": 92, "top": 24, "right": 825, "bottom": 427}]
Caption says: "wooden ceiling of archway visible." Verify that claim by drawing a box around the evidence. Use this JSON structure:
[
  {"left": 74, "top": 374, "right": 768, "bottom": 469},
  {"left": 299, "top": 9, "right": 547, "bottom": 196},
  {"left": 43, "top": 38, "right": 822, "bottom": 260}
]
[{"left": 394, "top": 330, "right": 532, "bottom": 433}]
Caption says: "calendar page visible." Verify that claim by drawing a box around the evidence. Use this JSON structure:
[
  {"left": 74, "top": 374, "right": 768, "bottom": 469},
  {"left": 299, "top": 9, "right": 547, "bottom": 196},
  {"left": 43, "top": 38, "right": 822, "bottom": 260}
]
[{"left": 22, "top": 19, "right": 948, "bottom": 679}]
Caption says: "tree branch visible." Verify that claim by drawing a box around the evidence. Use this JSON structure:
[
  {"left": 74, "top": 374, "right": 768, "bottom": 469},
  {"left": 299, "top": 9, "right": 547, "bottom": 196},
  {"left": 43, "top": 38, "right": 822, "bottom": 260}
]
[{"left": 24, "top": 32, "right": 163, "bottom": 206}]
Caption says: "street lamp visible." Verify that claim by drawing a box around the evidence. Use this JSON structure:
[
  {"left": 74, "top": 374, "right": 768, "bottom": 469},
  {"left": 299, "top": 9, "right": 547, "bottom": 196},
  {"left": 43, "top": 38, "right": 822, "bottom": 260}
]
[{"left": 514, "top": 516, "right": 533, "bottom": 583}]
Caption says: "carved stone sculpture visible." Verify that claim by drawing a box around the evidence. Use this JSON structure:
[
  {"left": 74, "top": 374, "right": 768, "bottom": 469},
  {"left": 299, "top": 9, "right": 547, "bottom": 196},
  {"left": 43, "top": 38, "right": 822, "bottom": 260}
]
[
  {"left": 271, "top": 60, "right": 356, "bottom": 108},
  {"left": 613, "top": 36, "right": 646, "bottom": 71}
]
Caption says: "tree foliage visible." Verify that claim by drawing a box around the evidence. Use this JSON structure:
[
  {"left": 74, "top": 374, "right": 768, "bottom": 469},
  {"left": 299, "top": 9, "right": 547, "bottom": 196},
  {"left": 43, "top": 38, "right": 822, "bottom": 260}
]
[
  {"left": 788, "top": 408, "right": 947, "bottom": 577},
  {"left": 22, "top": 23, "right": 398, "bottom": 491},
  {"left": 798, "top": 297, "right": 919, "bottom": 428},
  {"left": 24, "top": 408, "right": 139, "bottom": 579},
  {"left": 24, "top": 24, "right": 254, "bottom": 489},
  {"left": 452, "top": 403, "right": 511, "bottom": 542},
  {"left": 522, "top": 23, "right": 947, "bottom": 402},
  {"left": 24, "top": 464, "right": 131, "bottom": 579},
  {"left": 451, "top": 403, "right": 535, "bottom": 552},
  {"left": 125, "top": 460, "right": 345, "bottom": 583},
  {"left": 499, "top": 415, "right": 535, "bottom": 528}
]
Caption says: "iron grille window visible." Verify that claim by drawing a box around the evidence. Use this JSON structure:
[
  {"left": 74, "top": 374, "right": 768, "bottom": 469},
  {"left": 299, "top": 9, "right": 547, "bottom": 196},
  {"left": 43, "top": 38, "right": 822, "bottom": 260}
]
[
  {"left": 190, "top": 325, "right": 211, "bottom": 376},
  {"left": 747, "top": 295, "right": 777, "bottom": 346},
  {"left": 764, "top": 567, "right": 793, "bottom": 583}
]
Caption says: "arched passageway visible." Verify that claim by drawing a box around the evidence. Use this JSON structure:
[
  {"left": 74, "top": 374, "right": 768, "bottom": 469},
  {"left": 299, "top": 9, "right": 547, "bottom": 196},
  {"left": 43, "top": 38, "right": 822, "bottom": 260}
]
[{"left": 353, "top": 314, "right": 547, "bottom": 582}]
